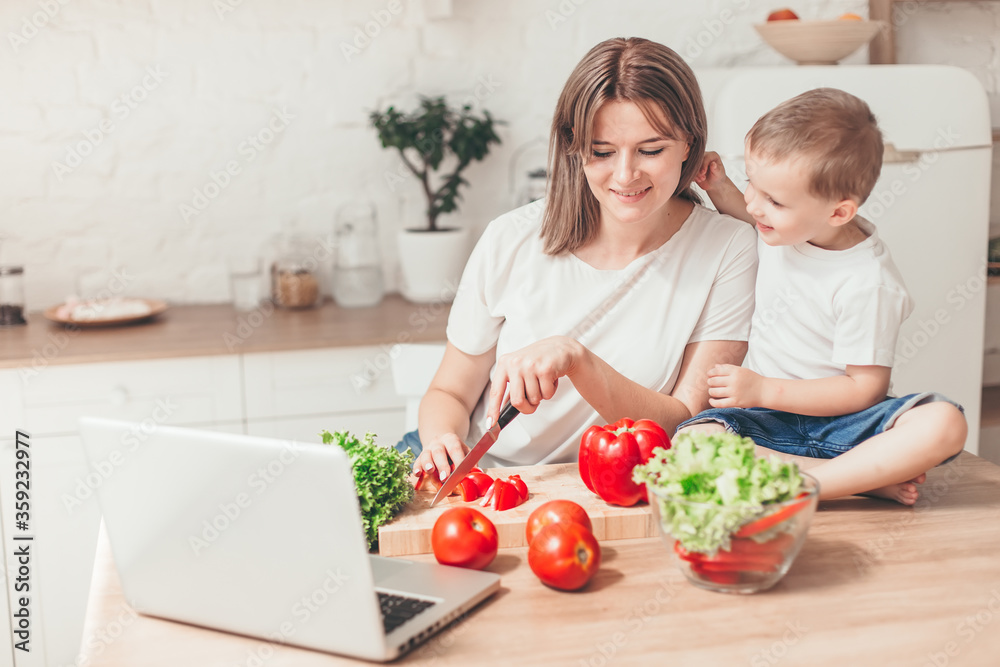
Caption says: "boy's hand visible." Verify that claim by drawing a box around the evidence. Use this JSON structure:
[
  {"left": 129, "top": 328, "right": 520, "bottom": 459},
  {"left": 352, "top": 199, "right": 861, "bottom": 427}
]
[
  {"left": 707, "top": 364, "right": 765, "bottom": 408},
  {"left": 694, "top": 151, "right": 728, "bottom": 194}
]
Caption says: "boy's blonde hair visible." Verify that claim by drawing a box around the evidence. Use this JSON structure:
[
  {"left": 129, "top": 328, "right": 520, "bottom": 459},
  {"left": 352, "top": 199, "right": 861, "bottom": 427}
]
[{"left": 746, "top": 88, "right": 883, "bottom": 205}]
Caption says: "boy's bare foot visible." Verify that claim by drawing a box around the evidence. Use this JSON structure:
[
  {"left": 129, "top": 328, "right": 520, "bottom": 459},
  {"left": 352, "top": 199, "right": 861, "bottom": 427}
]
[{"left": 859, "top": 473, "right": 927, "bottom": 506}]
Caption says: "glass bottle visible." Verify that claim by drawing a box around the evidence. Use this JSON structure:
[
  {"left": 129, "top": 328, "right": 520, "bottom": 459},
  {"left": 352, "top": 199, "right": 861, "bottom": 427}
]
[
  {"left": 333, "top": 202, "right": 384, "bottom": 308},
  {"left": 0, "top": 265, "right": 26, "bottom": 326}
]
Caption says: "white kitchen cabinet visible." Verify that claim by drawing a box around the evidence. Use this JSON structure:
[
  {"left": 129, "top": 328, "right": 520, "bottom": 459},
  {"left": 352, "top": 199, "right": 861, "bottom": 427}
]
[
  {"left": 245, "top": 411, "right": 406, "bottom": 446},
  {"left": 0, "top": 355, "right": 244, "bottom": 437},
  {"left": 242, "top": 347, "right": 407, "bottom": 443}
]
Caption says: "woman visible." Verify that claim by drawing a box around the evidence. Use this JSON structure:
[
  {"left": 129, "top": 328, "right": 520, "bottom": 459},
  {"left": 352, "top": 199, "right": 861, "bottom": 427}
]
[{"left": 410, "top": 37, "right": 757, "bottom": 480}]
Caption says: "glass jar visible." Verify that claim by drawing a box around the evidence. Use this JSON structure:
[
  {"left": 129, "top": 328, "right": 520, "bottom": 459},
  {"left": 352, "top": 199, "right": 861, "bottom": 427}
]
[
  {"left": 270, "top": 235, "right": 323, "bottom": 309},
  {"left": 333, "top": 202, "right": 384, "bottom": 308},
  {"left": 0, "top": 265, "right": 26, "bottom": 326}
]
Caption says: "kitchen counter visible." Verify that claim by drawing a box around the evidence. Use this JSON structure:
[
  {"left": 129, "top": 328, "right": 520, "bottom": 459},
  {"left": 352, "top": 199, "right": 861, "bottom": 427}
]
[
  {"left": 0, "top": 296, "right": 450, "bottom": 368},
  {"left": 76, "top": 452, "right": 1000, "bottom": 666}
]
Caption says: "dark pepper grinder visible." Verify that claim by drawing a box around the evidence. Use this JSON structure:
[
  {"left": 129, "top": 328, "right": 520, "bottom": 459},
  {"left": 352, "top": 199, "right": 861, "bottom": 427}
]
[{"left": 0, "top": 265, "right": 27, "bottom": 326}]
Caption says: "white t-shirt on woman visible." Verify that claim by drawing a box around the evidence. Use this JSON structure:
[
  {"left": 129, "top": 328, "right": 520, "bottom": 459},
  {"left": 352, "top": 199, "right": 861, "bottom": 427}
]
[{"left": 446, "top": 200, "right": 758, "bottom": 466}]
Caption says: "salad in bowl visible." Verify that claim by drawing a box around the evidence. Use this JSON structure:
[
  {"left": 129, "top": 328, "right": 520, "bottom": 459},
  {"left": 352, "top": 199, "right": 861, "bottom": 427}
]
[{"left": 634, "top": 432, "right": 819, "bottom": 594}]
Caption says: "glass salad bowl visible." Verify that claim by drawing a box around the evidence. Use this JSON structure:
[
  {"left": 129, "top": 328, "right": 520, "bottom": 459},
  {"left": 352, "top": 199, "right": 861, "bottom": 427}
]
[{"left": 647, "top": 472, "right": 820, "bottom": 594}]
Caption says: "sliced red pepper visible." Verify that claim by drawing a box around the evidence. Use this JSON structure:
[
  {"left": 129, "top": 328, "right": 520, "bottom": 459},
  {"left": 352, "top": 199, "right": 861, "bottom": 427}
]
[
  {"left": 734, "top": 493, "right": 811, "bottom": 538},
  {"left": 674, "top": 539, "right": 786, "bottom": 571},
  {"left": 693, "top": 560, "right": 779, "bottom": 574},
  {"left": 689, "top": 562, "right": 741, "bottom": 584}
]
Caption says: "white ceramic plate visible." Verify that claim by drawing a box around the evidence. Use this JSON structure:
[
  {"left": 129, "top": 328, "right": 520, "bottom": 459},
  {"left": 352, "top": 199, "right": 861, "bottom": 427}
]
[{"left": 44, "top": 298, "right": 168, "bottom": 327}]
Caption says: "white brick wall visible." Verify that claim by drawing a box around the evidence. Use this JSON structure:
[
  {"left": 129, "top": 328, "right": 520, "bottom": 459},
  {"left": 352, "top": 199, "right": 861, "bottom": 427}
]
[{"left": 2, "top": 0, "right": 997, "bottom": 308}]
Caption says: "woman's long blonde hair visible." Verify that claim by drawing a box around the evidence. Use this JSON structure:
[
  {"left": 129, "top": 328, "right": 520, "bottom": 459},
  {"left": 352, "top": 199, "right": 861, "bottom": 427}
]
[{"left": 540, "top": 37, "right": 706, "bottom": 255}]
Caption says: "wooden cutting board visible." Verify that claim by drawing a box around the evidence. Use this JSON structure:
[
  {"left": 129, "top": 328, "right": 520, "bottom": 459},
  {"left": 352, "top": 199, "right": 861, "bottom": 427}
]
[{"left": 377, "top": 463, "right": 656, "bottom": 557}]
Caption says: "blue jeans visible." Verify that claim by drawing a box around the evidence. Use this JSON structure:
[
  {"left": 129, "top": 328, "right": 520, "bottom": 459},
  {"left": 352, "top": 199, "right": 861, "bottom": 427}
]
[
  {"left": 395, "top": 429, "right": 423, "bottom": 457},
  {"left": 677, "top": 391, "right": 963, "bottom": 462}
]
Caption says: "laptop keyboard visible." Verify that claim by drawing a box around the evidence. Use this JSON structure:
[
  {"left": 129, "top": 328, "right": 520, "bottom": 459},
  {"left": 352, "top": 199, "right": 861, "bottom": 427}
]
[{"left": 377, "top": 592, "right": 437, "bottom": 634}]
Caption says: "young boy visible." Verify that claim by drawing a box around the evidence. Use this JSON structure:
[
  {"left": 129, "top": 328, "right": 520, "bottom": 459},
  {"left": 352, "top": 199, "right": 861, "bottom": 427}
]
[{"left": 679, "top": 88, "right": 967, "bottom": 505}]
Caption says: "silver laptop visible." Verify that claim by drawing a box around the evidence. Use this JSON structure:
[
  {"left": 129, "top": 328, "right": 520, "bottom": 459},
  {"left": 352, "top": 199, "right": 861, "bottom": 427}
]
[{"left": 78, "top": 417, "right": 500, "bottom": 662}]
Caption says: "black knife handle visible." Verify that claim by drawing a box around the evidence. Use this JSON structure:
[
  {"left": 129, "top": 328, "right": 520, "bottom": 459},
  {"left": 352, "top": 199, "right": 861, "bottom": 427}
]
[{"left": 497, "top": 401, "right": 520, "bottom": 430}]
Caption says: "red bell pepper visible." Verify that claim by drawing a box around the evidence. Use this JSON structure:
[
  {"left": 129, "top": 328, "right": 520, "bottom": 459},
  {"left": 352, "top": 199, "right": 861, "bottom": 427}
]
[
  {"left": 734, "top": 493, "right": 811, "bottom": 538},
  {"left": 578, "top": 418, "right": 670, "bottom": 506}
]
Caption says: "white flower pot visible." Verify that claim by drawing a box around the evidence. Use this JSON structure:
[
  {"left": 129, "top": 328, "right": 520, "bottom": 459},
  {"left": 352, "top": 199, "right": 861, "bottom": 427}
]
[{"left": 396, "top": 227, "right": 470, "bottom": 303}]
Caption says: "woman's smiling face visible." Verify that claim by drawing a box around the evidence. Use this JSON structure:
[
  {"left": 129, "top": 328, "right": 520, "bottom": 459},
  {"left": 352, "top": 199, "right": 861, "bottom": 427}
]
[{"left": 582, "top": 100, "right": 691, "bottom": 229}]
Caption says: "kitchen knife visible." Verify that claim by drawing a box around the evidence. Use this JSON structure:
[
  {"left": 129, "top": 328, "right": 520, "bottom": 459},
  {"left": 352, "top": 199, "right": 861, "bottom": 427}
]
[{"left": 430, "top": 401, "right": 520, "bottom": 507}]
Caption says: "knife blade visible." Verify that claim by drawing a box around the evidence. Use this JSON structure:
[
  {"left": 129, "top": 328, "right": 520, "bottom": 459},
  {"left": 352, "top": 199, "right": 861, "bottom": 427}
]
[{"left": 430, "top": 401, "right": 520, "bottom": 507}]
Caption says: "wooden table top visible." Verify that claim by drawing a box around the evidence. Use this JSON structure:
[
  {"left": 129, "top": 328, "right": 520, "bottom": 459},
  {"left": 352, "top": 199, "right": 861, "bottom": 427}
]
[
  {"left": 0, "top": 296, "right": 450, "bottom": 368},
  {"left": 77, "top": 452, "right": 1000, "bottom": 666}
]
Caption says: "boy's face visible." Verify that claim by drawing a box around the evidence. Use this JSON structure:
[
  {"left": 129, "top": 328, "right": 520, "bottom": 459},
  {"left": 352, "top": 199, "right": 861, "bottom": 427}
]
[{"left": 743, "top": 147, "right": 849, "bottom": 249}]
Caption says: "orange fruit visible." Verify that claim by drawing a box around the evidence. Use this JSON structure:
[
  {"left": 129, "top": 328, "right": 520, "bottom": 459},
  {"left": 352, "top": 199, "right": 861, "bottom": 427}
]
[{"left": 839, "top": 12, "right": 863, "bottom": 20}]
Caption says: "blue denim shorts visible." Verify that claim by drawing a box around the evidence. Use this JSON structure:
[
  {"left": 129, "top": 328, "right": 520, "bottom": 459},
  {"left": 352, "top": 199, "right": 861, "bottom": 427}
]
[
  {"left": 395, "top": 429, "right": 423, "bottom": 457},
  {"left": 677, "top": 392, "right": 964, "bottom": 460}
]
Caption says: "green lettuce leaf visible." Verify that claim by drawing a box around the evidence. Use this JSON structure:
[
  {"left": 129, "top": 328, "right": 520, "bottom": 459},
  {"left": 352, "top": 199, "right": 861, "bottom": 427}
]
[{"left": 321, "top": 430, "right": 414, "bottom": 550}]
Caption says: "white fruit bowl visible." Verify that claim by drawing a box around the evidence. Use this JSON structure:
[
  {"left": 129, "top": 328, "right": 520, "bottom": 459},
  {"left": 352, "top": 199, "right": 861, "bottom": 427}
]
[{"left": 754, "top": 20, "right": 886, "bottom": 65}]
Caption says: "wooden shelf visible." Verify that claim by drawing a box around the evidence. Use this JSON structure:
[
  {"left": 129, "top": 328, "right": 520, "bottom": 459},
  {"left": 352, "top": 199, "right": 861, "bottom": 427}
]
[{"left": 870, "top": 0, "right": 1000, "bottom": 65}]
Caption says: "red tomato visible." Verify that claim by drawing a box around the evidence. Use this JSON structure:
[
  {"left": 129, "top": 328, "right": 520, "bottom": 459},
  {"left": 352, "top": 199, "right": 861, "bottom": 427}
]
[
  {"left": 466, "top": 471, "right": 495, "bottom": 496},
  {"left": 525, "top": 500, "right": 593, "bottom": 545},
  {"left": 528, "top": 522, "right": 601, "bottom": 591},
  {"left": 431, "top": 508, "right": 498, "bottom": 570},
  {"left": 508, "top": 474, "right": 528, "bottom": 501}
]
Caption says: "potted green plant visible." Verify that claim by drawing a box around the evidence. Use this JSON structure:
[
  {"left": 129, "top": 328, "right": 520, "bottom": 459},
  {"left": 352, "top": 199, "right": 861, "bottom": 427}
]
[{"left": 369, "top": 96, "right": 502, "bottom": 302}]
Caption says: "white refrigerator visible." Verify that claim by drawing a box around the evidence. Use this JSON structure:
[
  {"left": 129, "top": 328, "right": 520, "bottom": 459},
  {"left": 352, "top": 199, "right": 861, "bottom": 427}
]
[{"left": 697, "top": 65, "right": 992, "bottom": 454}]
